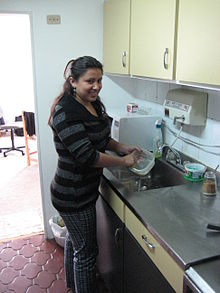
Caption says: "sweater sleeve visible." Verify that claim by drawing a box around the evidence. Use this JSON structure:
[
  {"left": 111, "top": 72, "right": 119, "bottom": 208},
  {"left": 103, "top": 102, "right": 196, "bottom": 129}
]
[{"left": 52, "top": 108, "right": 99, "bottom": 168}]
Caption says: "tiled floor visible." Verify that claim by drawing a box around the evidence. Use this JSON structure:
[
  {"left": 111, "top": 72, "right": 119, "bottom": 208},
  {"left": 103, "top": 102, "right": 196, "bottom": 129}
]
[
  {"left": 0, "top": 131, "right": 43, "bottom": 241},
  {"left": 0, "top": 233, "right": 109, "bottom": 293}
]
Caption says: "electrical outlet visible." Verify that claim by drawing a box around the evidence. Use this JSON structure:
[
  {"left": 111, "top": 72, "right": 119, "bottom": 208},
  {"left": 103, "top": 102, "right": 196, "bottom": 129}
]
[{"left": 47, "top": 15, "right": 61, "bottom": 25}]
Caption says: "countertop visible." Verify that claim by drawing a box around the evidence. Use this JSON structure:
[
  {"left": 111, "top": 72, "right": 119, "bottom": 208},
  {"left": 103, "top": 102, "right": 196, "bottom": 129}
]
[
  {"left": 185, "top": 258, "right": 220, "bottom": 292},
  {"left": 102, "top": 163, "right": 220, "bottom": 270}
]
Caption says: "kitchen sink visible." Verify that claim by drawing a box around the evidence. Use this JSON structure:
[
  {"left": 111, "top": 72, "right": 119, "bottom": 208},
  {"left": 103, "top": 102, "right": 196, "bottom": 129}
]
[{"left": 108, "top": 159, "right": 186, "bottom": 192}]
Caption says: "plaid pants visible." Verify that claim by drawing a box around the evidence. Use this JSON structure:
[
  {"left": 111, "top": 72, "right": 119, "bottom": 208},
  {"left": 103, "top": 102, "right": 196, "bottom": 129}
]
[{"left": 59, "top": 204, "right": 99, "bottom": 293}]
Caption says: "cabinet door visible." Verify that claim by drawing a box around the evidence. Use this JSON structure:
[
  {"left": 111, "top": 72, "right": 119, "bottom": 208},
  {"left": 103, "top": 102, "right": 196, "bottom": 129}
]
[
  {"left": 124, "top": 227, "right": 175, "bottom": 293},
  {"left": 125, "top": 206, "right": 184, "bottom": 292},
  {"left": 176, "top": 0, "right": 220, "bottom": 86},
  {"left": 130, "top": 0, "right": 177, "bottom": 80},
  {"left": 96, "top": 195, "right": 124, "bottom": 293},
  {"left": 103, "top": 0, "right": 130, "bottom": 74}
]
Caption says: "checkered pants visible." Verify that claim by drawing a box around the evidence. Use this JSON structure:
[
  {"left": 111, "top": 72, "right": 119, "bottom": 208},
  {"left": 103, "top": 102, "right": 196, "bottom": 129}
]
[{"left": 59, "top": 204, "right": 99, "bottom": 293}]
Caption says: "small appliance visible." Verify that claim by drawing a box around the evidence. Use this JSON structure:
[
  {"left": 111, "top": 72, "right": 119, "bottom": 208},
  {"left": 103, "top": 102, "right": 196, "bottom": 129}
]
[
  {"left": 164, "top": 88, "right": 207, "bottom": 126},
  {"left": 108, "top": 109, "right": 161, "bottom": 151}
]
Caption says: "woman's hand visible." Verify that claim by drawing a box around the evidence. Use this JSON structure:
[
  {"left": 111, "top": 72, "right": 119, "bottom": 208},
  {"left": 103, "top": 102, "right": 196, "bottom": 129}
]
[{"left": 123, "top": 150, "right": 142, "bottom": 167}]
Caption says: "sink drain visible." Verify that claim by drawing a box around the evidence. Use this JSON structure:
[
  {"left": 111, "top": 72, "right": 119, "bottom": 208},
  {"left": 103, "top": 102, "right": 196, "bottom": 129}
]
[{"left": 138, "top": 185, "right": 148, "bottom": 191}]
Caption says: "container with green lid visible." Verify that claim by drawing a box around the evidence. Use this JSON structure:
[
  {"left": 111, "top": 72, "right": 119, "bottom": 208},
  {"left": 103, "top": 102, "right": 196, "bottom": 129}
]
[{"left": 184, "top": 163, "right": 206, "bottom": 182}]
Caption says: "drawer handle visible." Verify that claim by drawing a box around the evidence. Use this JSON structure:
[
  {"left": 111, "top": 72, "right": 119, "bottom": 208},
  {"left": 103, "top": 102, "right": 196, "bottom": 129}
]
[{"left": 142, "top": 234, "right": 155, "bottom": 251}]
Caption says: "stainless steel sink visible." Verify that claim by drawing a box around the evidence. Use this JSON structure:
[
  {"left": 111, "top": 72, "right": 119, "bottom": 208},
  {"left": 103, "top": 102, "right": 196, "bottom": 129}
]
[{"left": 108, "top": 159, "right": 186, "bottom": 192}]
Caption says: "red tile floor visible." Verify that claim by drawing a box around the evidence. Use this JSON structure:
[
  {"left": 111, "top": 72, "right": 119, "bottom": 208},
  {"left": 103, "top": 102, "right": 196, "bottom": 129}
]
[{"left": 0, "top": 233, "right": 108, "bottom": 293}]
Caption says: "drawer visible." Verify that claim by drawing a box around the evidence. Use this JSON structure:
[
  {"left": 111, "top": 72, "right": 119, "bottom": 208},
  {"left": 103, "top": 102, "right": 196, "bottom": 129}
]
[
  {"left": 99, "top": 177, "right": 124, "bottom": 222},
  {"left": 125, "top": 206, "right": 184, "bottom": 293}
]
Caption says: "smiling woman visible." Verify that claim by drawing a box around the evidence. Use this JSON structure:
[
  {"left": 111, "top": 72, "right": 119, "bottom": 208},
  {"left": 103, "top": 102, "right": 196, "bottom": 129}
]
[
  {"left": 70, "top": 67, "right": 103, "bottom": 116},
  {"left": 48, "top": 56, "right": 142, "bottom": 293},
  {"left": 70, "top": 68, "right": 103, "bottom": 100}
]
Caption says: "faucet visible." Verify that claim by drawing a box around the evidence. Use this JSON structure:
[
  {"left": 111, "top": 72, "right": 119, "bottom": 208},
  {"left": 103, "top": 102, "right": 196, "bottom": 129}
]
[{"left": 161, "top": 144, "right": 183, "bottom": 168}]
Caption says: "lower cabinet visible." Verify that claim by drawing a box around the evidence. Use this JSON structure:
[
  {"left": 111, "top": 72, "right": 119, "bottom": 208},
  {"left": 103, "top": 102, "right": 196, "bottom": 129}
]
[
  {"left": 125, "top": 206, "right": 184, "bottom": 293},
  {"left": 97, "top": 178, "right": 184, "bottom": 293},
  {"left": 124, "top": 227, "right": 175, "bottom": 293},
  {"left": 96, "top": 195, "right": 124, "bottom": 293}
]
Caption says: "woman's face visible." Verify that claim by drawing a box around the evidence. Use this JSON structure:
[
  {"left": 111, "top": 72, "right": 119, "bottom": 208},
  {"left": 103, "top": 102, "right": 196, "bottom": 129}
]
[{"left": 70, "top": 68, "right": 102, "bottom": 103}]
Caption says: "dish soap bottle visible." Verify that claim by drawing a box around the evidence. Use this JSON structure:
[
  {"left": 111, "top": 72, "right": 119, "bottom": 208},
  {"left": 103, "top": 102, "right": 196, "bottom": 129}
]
[{"left": 153, "top": 120, "right": 163, "bottom": 158}]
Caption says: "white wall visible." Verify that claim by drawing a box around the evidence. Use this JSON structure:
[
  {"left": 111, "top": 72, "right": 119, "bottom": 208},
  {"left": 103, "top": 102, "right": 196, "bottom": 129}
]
[
  {"left": 101, "top": 75, "right": 220, "bottom": 169},
  {"left": 0, "top": 0, "right": 104, "bottom": 238}
]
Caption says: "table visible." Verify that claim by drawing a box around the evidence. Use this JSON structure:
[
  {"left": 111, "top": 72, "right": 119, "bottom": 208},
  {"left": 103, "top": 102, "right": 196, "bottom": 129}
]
[{"left": 0, "top": 122, "right": 25, "bottom": 157}]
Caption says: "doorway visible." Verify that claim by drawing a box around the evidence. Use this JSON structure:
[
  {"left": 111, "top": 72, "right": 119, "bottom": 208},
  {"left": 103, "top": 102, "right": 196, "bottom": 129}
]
[{"left": 0, "top": 13, "right": 43, "bottom": 241}]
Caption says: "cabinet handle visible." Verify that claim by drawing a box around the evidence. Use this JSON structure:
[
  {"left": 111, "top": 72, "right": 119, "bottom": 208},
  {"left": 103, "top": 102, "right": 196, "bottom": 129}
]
[
  {"left": 122, "top": 51, "right": 126, "bottom": 68},
  {"left": 163, "top": 48, "right": 169, "bottom": 70},
  {"left": 115, "top": 228, "right": 121, "bottom": 246},
  {"left": 142, "top": 234, "right": 155, "bottom": 251}
]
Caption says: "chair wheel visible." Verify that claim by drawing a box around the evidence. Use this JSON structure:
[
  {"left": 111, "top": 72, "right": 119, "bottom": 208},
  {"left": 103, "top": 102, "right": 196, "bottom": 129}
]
[{"left": 4, "top": 153, "right": 7, "bottom": 157}]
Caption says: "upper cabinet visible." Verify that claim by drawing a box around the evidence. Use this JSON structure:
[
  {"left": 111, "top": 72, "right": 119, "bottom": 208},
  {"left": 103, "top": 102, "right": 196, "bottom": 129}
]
[
  {"left": 103, "top": 0, "right": 220, "bottom": 87},
  {"left": 176, "top": 0, "right": 220, "bottom": 86},
  {"left": 103, "top": 0, "right": 130, "bottom": 74},
  {"left": 130, "top": 0, "right": 177, "bottom": 80}
]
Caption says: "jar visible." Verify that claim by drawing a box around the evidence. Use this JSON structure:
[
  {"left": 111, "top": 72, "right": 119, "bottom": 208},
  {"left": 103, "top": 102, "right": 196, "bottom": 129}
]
[{"left": 202, "top": 171, "right": 217, "bottom": 196}]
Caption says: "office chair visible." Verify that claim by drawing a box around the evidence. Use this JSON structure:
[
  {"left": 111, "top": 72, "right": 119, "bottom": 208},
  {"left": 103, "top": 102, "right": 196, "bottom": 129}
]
[{"left": 22, "top": 111, "right": 38, "bottom": 166}]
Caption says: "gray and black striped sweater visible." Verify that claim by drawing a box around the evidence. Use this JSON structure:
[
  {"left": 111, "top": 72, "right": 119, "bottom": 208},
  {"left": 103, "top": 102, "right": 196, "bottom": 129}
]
[{"left": 50, "top": 94, "right": 111, "bottom": 212}]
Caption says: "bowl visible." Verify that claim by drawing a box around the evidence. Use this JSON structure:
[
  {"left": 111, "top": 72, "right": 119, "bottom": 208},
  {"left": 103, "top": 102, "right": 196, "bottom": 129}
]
[
  {"left": 130, "top": 149, "right": 155, "bottom": 176},
  {"left": 184, "top": 163, "right": 206, "bottom": 182}
]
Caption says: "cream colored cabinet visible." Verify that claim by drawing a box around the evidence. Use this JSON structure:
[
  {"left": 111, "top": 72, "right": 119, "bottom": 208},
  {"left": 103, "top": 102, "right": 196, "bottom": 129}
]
[
  {"left": 125, "top": 206, "right": 184, "bottom": 293},
  {"left": 176, "top": 0, "right": 220, "bottom": 86},
  {"left": 99, "top": 175, "right": 184, "bottom": 292},
  {"left": 103, "top": 0, "right": 130, "bottom": 74},
  {"left": 130, "top": 0, "right": 177, "bottom": 80}
]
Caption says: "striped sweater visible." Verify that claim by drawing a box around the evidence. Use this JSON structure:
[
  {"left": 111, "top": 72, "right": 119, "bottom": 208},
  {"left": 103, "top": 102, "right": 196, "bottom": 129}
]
[{"left": 50, "top": 94, "right": 111, "bottom": 211}]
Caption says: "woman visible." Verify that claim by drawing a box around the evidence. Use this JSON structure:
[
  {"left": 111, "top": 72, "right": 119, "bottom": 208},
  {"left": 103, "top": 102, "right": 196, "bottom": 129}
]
[{"left": 48, "top": 56, "right": 141, "bottom": 293}]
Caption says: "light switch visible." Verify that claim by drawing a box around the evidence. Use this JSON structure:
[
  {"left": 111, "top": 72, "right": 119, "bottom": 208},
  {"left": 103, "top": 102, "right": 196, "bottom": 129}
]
[{"left": 47, "top": 15, "right": 61, "bottom": 25}]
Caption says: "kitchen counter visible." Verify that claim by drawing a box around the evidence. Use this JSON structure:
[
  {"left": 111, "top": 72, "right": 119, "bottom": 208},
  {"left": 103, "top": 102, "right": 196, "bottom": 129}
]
[
  {"left": 102, "top": 165, "right": 220, "bottom": 271},
  {"left": 185, "top": 258, "right": 220, "bottom": 292}
]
